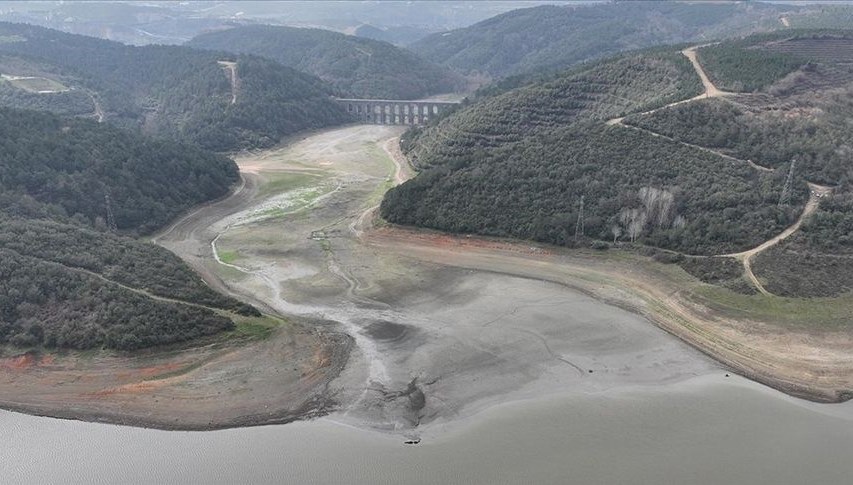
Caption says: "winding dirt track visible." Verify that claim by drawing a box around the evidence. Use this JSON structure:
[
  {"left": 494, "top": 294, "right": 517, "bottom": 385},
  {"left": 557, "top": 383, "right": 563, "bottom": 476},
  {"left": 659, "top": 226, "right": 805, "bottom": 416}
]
[
  {"left": 671, "top": 48, "right": 832, "bottom": 293},
  {"left": 617, "top": 121, "right": 773, "bottom": 172},
  {"left": 725, "top": 183, "right": 833, "bottom": 295},
  {"left": 605, "top": 44, "right": 728, "bottom": 127},
  {"left": 608, "top": 44, "right": 832, "bottom": 294},
  {"left": 681, "top": 45, "right": 732, "bottom": 99},
  {"left": 604, "top": 44, "right": 769, "bottom": 173}
]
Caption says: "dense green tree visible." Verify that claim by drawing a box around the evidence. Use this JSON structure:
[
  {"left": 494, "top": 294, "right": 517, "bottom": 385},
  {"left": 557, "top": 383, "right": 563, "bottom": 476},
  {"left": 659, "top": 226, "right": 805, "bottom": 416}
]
[
  {"left": 384, "top": 123, "right": 799, "bottom": 255},
  {"left": 0, "top": 249, "right": 233, "bottom": 350},
  {"left": 385, "top": 32, "right": 853, "bottom": 298}
]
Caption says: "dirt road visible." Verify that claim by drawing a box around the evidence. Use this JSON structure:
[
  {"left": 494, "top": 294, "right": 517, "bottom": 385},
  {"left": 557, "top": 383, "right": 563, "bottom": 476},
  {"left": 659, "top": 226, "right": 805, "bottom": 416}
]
[
  {"left": 605, "top": 44, "right": 729, "bottom": 127},
  {"left": 217, "top": 60, "right": 238, "bottom": 105},
  {"left": 87, "top": 91, "right": 104, "bottom": 122},
  {"left": 725, "top": 183, "right": 833, "bottom": 295},
  {"left": 681, "top": 45, "right": 730, "bottom": 98}
]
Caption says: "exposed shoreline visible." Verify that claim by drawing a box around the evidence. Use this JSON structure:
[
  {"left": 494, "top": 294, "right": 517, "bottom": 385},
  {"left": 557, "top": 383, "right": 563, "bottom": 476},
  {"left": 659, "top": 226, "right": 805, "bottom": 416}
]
[
  {"left": 5, "top": 372, "right": 853, "bottom": 485},
  {"left": 366, "top": 225, "right": 853, "bottom": 404},
  {"left": 1, "top": 125, "right": 850, "bottom": 434},
  {"left": 0, "top": 391, "right": 334, "bottom": 432}
]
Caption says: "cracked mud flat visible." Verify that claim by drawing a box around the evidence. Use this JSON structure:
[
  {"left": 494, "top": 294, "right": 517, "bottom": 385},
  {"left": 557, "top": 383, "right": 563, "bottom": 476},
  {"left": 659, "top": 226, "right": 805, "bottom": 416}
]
[{"left": 159, "top": 124, "right": 719, "bottom": 434}]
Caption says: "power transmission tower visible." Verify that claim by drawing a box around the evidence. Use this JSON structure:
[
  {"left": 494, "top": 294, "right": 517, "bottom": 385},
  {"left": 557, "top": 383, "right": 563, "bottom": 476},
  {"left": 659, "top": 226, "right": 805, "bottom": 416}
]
[
  {"left": 779, "top": 160, "right": 796, "bottom": 207},
  {"left": 575, "top": 195, "right": 585, "bottom": 241},
  {"left": 104, "top": 192, "right": 117, "bottom": 232}
]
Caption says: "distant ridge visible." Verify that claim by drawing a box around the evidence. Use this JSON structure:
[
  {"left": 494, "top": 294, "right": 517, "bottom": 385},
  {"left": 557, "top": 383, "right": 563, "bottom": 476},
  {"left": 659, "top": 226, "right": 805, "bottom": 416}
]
[
  {"left": 188, "top": 25, "right": 464, "bottom": 100},
  {"left": 411, "top": 2, "right": 807, "bottom": 78},
  {"left": 0, "top": 22, "right": 350, "bottom": 151}
]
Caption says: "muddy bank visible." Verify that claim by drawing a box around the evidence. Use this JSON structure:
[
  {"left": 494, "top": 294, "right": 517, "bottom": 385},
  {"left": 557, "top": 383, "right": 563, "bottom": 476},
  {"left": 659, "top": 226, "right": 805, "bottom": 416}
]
[
  {"left": 0, "top": 319, "right": 352, "bottom": 431},
  {"left": 366, "top": 226, "right": 853, "bottom": 404},
  {"left": 3, "top": 124, "right": 848, "bottom": 433},
  {"left": 177, "top": 125, "right": 721, "bottom": 433},
  {"left": 0, "top": 130, "right": 363, "bottom": 430}
]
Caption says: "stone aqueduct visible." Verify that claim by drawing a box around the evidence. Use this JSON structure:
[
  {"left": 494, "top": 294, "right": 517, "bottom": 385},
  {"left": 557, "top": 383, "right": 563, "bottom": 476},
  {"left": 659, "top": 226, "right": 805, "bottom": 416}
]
[{"left": 335, "top": 98, "right": 460, "bottom": 125}]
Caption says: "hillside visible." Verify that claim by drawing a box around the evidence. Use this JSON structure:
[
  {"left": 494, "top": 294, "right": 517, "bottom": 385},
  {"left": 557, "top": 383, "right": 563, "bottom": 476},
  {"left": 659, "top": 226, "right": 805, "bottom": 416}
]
[
  {"left": 0, "top": 22, "right": 350, "bottom": 151},
  {"left": 385, "top": 32, "right": 853, "bottom": 298},
  {"left": 0, "top": 107, "right": 256, "bottom": 351},
  {"left": 625, "top": 31, "right": 853, "bottom": 296},
  {"left": 402, "top": 49, "right": 703, "bottom": 168},
  {"left": 187, "top": 25, "right": 463, "bottom": 100},
  {"left": 410, "top": 2, "right": 813, "bottom": 79},
  {"left": 0, "top": 108, "right": 239, "bottom": 232}
]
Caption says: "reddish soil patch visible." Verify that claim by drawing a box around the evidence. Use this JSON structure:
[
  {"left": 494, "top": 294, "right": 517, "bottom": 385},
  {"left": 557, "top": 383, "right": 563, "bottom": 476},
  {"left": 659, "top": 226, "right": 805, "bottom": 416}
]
[
  {"left": 2, "top": 354, "right": 37, "bottom": 370},
  {"left": 87, "top": 381, "right": 162, "bottom": 397},
  {"left": 372, "top": 226, "right": 552, "bottom": 256}
]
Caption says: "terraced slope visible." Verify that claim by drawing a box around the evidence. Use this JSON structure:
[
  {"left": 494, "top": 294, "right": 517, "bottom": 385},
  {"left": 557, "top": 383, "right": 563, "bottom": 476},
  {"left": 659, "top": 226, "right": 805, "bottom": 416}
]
[{"left": 405, "top": 50, "right": 702, "bottom": 168}]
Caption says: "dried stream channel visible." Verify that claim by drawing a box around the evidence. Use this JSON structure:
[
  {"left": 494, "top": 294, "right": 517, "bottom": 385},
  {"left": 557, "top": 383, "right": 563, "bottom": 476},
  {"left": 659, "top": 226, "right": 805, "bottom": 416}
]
[
  {"left": 159, "top": 125, "right": 789, "bottom": 433},
  {"left": 3, "top": 125, "right": 853, "bottom": 484}
]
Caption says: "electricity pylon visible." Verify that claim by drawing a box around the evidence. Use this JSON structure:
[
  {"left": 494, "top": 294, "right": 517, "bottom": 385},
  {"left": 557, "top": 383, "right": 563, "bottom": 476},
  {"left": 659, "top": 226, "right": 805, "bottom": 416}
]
[
  {"left": 104, "top": 192, "right": 117, "bottom": 232},
  {"left": 779, "top": 160, "right": 796, "bottom": 207},
  {"left": 575, "top": 195, "right": 585, "bottom": 241}
]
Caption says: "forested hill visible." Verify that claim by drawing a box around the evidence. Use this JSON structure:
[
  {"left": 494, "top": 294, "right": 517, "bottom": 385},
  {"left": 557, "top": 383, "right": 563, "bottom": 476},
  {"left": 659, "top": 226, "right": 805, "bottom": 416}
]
[
  {"left": 385, "top": 31, "right": 853, "bottom": 297},
  {"left": 0, "top": 108, "right": 237, "bottom": 233},
  {"left": 0, "top": 22, "right": 350, "bottom": 151},
  {"left": 0, "top": 107, "right": 256, "bottom": 351},
  {"left": 624, "top": 31, "right": 853, "bottom": 297},
  {"left": 381, "top": 47, "right": 802, "bottom": 257},
  {"left": 410, "top": 2, "right": 804, "bottom": 78},
  {"left": 188, "top": 25, "right": 464, "bottom": 100}
]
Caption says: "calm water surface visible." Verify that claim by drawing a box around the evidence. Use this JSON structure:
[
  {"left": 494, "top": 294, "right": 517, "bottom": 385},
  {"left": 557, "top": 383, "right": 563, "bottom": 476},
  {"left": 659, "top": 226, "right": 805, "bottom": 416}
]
[{"left": 3, "top": 375, "right": 852, "bottom": 485}]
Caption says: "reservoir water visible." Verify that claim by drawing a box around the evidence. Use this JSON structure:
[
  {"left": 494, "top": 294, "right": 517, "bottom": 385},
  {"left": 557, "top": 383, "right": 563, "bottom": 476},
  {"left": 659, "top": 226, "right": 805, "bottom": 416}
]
[{"left": 4, "top": 374, "right": 852, "bottom": 485}]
